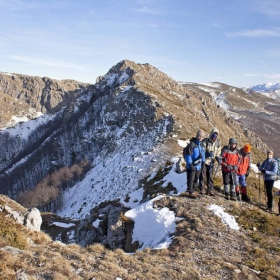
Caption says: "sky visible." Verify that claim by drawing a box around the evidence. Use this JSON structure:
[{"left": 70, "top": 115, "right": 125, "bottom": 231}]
[{"left": 1, "top": 0, "right": 280, "bottom": 87}]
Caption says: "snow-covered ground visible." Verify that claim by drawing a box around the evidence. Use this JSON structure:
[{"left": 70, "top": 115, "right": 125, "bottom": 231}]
[
  {"left": 1, "top": 112, "right": 55, "bottom": 139},
  {"left": 67, "top": 138, "right": 262, "bottom": 250}
]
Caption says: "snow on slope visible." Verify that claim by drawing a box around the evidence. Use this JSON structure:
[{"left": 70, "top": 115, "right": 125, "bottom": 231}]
[
  {"left": 57, "top": 128, "right": 171, "bottom": 219},
  {"left": 1, "top": 112, "right": 55, "bottom": 139}
]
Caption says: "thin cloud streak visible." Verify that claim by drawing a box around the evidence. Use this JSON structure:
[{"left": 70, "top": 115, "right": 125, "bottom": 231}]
[
  {"left": 10, "top": 56, "right": 86, "bottom": 71},
  {"left": 244, "top": 73, "right": 280, "bottom": 80},
  {"left": 226, "top": 28, "right": 280, "bottom": 38},
  {"left": 130, "top": 6, "right": 162, "bottom": 15},
  {"left": 255, "top": 0, "right": 280, "bottom": 16}
]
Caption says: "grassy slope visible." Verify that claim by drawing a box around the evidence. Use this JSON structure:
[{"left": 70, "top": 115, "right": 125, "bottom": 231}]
[{"left": 1, "top": 173, "right": 280, "bottom": 280}]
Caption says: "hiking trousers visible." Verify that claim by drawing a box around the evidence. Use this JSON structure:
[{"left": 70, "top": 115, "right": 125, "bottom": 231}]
[
  {"left": 222, "top": 171, "right": 236, "bottom": 186},
  {"left": 264, "top": 180, "right": 275, "bottom": 209},
  {"left": 199, "top": 164, "right": 214, "bottom": 192},
  {"left": 187, "top": 169, "right": 202, "bottom": 193}
]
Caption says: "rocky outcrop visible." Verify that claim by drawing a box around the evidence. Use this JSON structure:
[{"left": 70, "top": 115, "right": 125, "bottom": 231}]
[
  {"left": 76, "top": 201, "right": 138, "bottom": 252},
  {"left": 0, "top": 195, "right": 42, "bottom": 231}
]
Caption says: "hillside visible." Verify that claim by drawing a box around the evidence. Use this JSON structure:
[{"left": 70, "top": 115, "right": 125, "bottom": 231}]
[
  {"left": 1, "top": 170, "right": 280, "bottom": 279},
  {"left": 0, "top": 60, "right": 280, "bottom": 279},
  {"left": 182, "top": 82, "right": 280, "bottom": 157},
  {"left": 0, "top": 60, "right": 269, "bottom": 209}
]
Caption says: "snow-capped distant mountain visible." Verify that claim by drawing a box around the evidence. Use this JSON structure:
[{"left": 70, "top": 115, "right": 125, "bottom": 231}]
[
  {"left": 250, "top": 83, "right": 280, "bottom": 93},
  {"left": 247, "top": 83, "right": 280, "bottom": 100}
]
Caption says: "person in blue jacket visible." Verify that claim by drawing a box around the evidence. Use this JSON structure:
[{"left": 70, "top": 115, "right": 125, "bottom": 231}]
[
  {"left": 184, "top": 129, "right": 205, "bottom": 198},
  {"left": 257, "top": 149, "right": 279, "bottom": 212}
]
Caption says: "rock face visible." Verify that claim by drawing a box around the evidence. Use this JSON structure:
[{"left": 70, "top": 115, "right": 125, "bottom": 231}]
[
  {"left": 0, "top": 195, "right": 42, "bottom": 231},
  {"left": 0, "top": 72, "right": 89, "bottom": 114}
]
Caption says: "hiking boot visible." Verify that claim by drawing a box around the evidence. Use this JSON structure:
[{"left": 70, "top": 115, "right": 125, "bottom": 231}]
[
  {"left": 236, "top": 192, "right": 241, "bottom": 201},
  {"left": 207, "top": 190, "right": 215, "bottom": 196},
  {"left": 230, "top": 192, "right": 236, "bottom": 201},
  {"left": 224, "top": 193, "right": 229, "bottom": 200},
  {"left": 188, "top": 192, "right": 198, "bottom": 199},
  {"left": 241, "top": 194, "right": 250, "bottom": 202},
  {"left": 199, "top": 190, "right": 205, "bottom": 196}
]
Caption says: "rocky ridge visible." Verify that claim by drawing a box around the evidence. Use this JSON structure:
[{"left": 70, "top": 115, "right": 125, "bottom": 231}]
[{"left": 0, "top": 60, "right": 276, "bottom": 242}]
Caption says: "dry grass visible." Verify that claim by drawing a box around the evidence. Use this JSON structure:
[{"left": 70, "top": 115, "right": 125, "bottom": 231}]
[{"left": 1, "top": 174, "right": 280, "bottom": 279}]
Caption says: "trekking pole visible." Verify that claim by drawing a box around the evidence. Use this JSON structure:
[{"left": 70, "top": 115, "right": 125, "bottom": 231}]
[
  {"left": 230, "top": 168, "right": 237, "bottom": 201},
  {"left": 213, "top": 162, "right": 220, "bottom": 179},
  {"left": 258, "top": 173, "right": 261, "bottom": 205},
  {"left": 278, "top": 197, "right": 280, "bottom": 216}
]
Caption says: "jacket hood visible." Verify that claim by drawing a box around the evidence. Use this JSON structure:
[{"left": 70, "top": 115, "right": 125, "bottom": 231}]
[
  {"left": 190, "top": 137, "right": 200, "bottom": 145},
  {"left": 240, "top": 148, "right": 251, "bottom": 156},
  {"left": 209, "top": 127, "right": 219, "bottom": 138}
]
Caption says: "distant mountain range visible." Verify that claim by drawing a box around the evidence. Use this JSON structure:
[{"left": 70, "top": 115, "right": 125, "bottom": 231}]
[
  {"left": 244, "top": 83, "right": 280, "bottom": 100},
  {"left": 249, "top": 83, "right": 280, "bottom": 93}
]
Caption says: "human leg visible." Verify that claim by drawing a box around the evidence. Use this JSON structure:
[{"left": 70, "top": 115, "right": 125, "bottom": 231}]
[
  {"left": 206, "top": 165, "right": 215, "bottom": 195},
  {"left": 230, "top": 172, "right": 237, "bottom": 200},
  {"left": 235, "top": 174, "right": 241, "bottom": 200},
  {"left": 193, "top": 169, "right": 202, "bottom": 193},
  {"left": 265, "top": 180, "right": 274, "bottom": 210},
  {"left": 199, "top": 166, "right": 206, "bottom": 194},
  {"left": 240, "top": 175, "right": 250, "bottom": 202},
  {"left": 187, "top": 169, "right": 198, "bottom": 198},
  {"left": 223, "top": 172, "right": 230, "bottom": 200}
]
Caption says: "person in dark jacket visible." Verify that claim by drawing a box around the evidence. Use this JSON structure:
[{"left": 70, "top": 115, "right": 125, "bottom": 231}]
[
  {"left": 257, "top": 149, "right": 278, "bottom": 212},
  {"left": 184, "top": 129, "right": 205, "bottom": 198},
  {"left": 221, "top": 137, "right": 241, "bottom": 200},
  {"left": 236, "top": 144, "right": 251, "bottom": 202}
]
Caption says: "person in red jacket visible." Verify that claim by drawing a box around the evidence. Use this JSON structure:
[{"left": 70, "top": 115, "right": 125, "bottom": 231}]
[
  {"left": 221, "top": 138, "right": 241, "bottom": 200},
  {"left": 236, "top": 144, "right": 251, "bottom": 202}
]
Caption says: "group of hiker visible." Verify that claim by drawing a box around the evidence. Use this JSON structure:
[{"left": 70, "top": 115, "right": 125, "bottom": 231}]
[{"left": 183, "top": 128, "right": 279, "bottom": 213}]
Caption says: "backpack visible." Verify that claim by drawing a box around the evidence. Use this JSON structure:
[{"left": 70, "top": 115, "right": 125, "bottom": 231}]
[
  {"left": 175, "top": 157, "right": 186, "bottom": 174},
  {"left": 221, "top": 145, "right": 229, "bottom": 156},
  {"left": 273, "top": 157, "right": 280, "bottom": 180},
  {"left": 175, "top": 141, "right": 194, "bottom": 174}
]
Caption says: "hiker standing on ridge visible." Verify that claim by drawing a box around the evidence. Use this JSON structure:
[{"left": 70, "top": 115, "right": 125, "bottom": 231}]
[
  {"left": 236, "top": 144, "right": 251, "bottom": 202},
  {"left": 185, "top": 129, "right": 205, "bottom": 198},
  {"left": 199, "top": 127, "right": 221, "bottom": 196},
  {"left": 221, "top": 138, "right": 241, "bottom": 200},
  {"left": 257, "top": 149, "right": 279, "bottom": 212}
]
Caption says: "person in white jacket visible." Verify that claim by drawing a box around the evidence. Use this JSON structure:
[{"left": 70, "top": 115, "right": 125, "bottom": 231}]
[{"left": 199, "top": 127, "right": 221, "bottom": 196}]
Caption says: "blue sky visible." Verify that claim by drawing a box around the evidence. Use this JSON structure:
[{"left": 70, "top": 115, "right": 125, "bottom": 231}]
[{"left": 0, "top": 0, "right": 280, "bottom": 87}]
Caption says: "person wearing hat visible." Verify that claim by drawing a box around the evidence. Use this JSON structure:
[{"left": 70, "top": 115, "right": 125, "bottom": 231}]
[
  {"left": 257, "top": 149, "right": 279, "bottom": 212},
  {"left": 184, "top": 129, "right": 206, "bottom": 198},
  {"left": 199, "top": 127, "right": 222, "bottom": 196},
  {"left": 221, "top": 137, "right": 241, "bottom": 200},
  {"left": 236, "top": 144, "right": 251, "bottom": 202}
]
